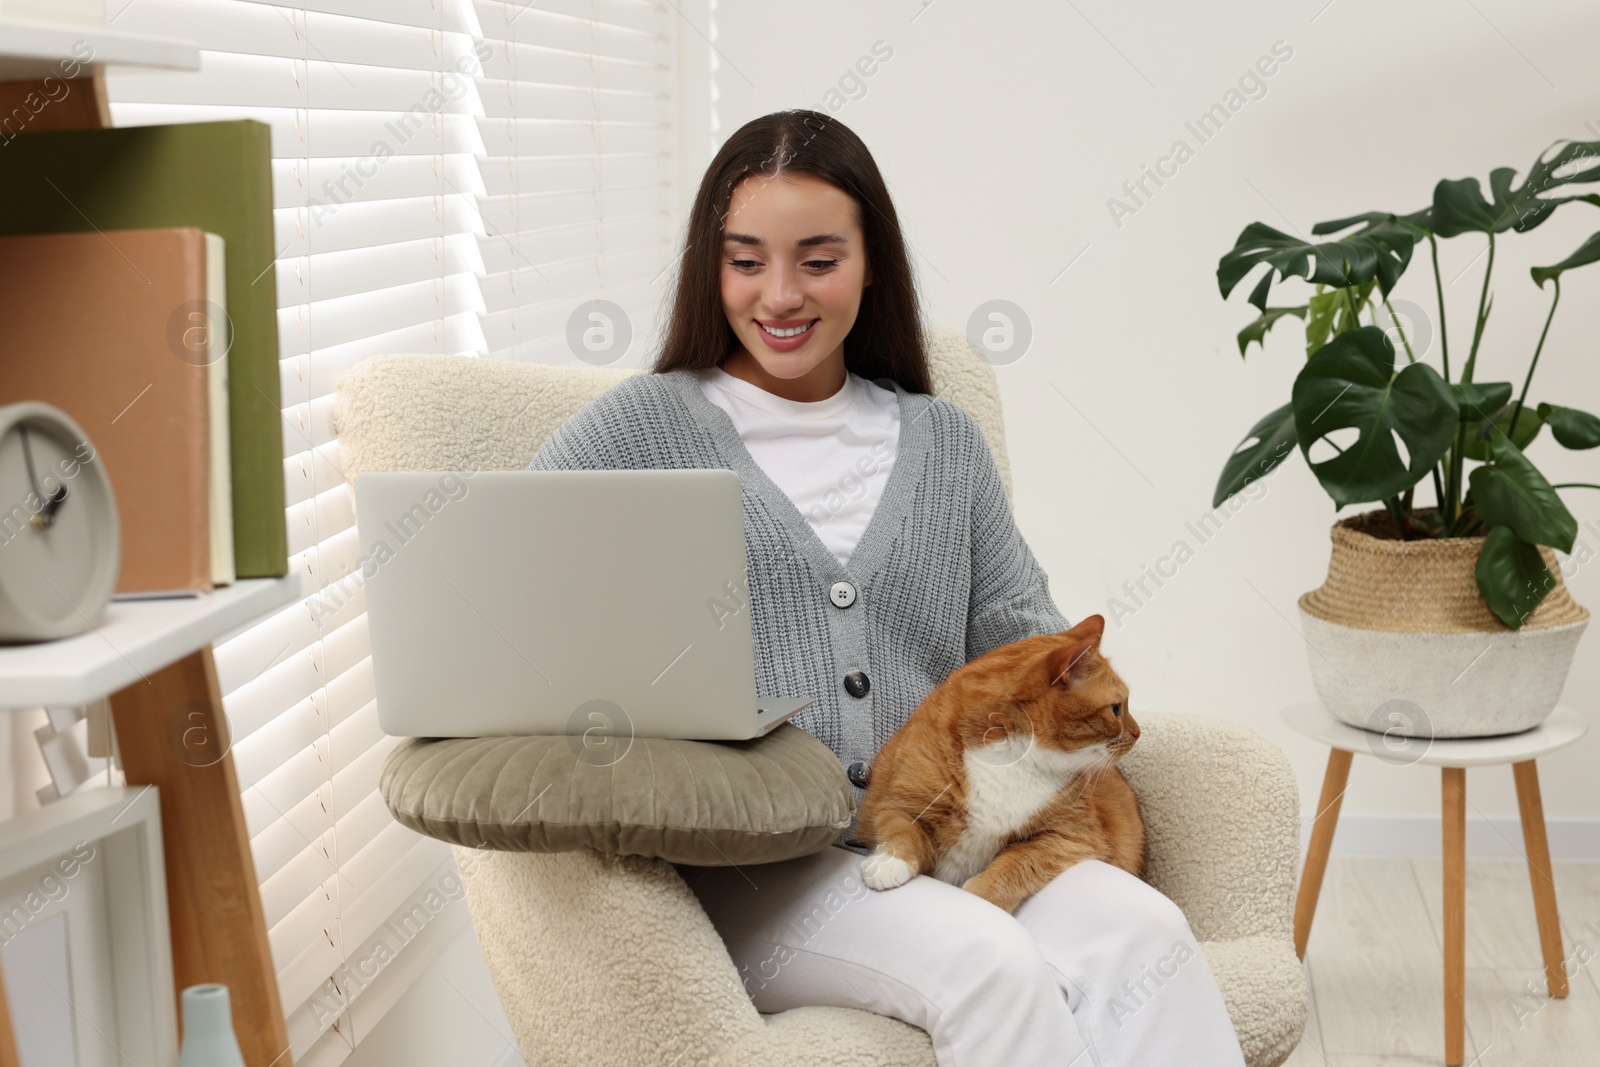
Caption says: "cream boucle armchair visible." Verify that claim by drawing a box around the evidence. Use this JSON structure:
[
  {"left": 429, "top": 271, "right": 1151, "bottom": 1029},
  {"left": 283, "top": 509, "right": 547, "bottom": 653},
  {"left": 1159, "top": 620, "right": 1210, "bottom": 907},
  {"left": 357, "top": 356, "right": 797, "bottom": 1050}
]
[{"left": 333, "top": 325, "right": 1309, "bottom": 1067}]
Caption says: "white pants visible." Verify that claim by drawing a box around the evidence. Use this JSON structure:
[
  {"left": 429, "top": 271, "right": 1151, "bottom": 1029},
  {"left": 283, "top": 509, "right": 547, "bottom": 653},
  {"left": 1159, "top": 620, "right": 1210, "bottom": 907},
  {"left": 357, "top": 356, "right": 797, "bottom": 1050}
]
[{"left": 672, "top": 845, "right": 1246, "bottom": 1067}]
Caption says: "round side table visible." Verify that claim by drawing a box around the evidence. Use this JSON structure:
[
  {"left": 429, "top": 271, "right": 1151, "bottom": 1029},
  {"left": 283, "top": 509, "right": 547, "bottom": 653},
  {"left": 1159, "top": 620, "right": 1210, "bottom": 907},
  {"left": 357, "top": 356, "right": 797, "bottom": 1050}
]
[{"left": 1282, "top": 701, "right": 1588, "bottom": 1067}]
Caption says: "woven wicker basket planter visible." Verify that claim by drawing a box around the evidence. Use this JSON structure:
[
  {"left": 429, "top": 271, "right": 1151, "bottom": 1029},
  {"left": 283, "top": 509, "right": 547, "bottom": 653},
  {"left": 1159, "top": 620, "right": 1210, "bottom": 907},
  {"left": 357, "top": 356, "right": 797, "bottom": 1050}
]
[{"left": 1296, "top": 509, "right": 1589, "bottom": 739}]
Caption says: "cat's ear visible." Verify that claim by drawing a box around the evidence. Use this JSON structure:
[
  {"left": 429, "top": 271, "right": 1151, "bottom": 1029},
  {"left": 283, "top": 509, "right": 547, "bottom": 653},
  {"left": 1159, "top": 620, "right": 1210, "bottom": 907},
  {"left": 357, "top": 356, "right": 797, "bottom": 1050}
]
[
  {"left": 1046, "top": 635, "right": 1099, "bottom": 688},
  {"left": 1058, "top": 614, "right": 1106, "bottom": 641},
  {"left": 1048, "top": 615, "right": 1105, "bottom": 686}
]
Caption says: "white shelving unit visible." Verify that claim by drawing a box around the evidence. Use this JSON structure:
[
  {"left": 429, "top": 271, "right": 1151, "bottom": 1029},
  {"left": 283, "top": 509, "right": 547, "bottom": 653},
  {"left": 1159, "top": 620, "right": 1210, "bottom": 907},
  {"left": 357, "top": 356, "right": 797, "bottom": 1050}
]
[
  {"left": 0, "top": 15, "right": 199, "bottom": 80},
  {"left": 0, "top": 571, "right": 307, "bottom": 1066},
  {"left": 0, "top": 574, "right": 305, "bottom": 710},
  {"left": 0, "top": 12, "right": 252, "bottom": 715},
  {"left": 0, "top": 21, "right": 301, "bottom": 1067}
]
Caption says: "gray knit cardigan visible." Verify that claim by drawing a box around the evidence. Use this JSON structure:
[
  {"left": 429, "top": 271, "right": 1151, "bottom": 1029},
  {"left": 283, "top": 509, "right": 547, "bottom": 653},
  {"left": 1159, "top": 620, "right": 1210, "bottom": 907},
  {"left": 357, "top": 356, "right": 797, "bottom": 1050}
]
[{"left": 526, "top": 367, "right": 1073, "bottom": 849}]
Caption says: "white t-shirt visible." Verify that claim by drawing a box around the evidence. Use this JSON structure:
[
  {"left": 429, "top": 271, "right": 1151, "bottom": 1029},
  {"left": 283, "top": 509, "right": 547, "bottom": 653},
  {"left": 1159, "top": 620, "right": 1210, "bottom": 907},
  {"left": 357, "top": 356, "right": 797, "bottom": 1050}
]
[{"left": 694, "top": 365, "right": 900, "bottom": 568}]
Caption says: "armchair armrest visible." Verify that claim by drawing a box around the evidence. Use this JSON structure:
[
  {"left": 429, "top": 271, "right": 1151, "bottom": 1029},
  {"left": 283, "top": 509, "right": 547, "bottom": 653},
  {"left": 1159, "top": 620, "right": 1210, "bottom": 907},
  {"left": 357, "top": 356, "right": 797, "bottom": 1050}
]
[
  {"left": 453, "top": 845, "right": 769, "bottom": 1067},
  {"left": 1120, "top": 712, "right": 1301, "bottom": 944}
]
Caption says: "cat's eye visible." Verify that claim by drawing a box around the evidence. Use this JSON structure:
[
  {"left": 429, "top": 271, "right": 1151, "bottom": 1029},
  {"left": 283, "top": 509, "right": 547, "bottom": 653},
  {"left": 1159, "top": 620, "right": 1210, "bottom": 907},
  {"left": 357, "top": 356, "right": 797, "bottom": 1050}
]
[{"left": 1111, "top": 702, "right": 1122, "bottom": 717}]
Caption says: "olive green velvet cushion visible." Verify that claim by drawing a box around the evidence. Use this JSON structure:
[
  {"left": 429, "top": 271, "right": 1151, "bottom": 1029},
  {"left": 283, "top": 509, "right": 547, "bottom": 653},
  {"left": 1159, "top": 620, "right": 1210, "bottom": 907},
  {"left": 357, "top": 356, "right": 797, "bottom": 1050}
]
[{"left": 378, "top": 723, "right": 855, "bottom": 866}]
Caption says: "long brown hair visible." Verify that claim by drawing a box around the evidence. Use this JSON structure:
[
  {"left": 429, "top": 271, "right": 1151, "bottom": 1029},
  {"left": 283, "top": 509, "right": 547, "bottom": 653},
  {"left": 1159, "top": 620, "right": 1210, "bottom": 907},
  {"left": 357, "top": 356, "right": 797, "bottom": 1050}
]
[{"left": 651, "top": 109, "right": 932, "bottom": 394}]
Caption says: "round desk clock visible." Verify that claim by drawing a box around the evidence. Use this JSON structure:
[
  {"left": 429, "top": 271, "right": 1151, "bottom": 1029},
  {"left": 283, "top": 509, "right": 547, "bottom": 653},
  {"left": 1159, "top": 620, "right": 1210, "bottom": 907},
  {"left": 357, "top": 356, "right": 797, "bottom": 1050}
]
[{"left": 0, "top": 401, "right": 120, "bottom": 643}]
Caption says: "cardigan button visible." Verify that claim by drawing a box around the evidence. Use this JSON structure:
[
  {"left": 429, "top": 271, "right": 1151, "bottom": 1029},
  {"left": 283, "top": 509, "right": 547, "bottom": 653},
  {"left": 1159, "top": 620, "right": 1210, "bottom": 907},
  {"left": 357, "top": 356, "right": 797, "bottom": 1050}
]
[
  {"left": 847, "top": 760, "right": 871, "bottom": 788},
  {"left": 829, "top": 581, "right": 857, "bottom": 608},
  {"left": 843, "top": 670, "right": 870, "bottom": 698}
]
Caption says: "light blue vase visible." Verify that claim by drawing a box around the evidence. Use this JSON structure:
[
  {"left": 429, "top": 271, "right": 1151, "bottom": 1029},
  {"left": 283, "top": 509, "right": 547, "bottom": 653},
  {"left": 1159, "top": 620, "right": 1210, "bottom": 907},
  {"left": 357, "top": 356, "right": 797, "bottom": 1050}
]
[{"left": 177, "top": 983, "right": 247, "bottom": 1067}]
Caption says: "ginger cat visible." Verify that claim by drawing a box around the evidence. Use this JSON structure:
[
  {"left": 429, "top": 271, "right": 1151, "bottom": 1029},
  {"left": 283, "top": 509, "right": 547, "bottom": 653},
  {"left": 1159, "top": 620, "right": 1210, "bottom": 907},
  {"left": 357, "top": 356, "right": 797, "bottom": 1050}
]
[{"left": 856, "top": 614, "right": 1146, "bottom": 913}]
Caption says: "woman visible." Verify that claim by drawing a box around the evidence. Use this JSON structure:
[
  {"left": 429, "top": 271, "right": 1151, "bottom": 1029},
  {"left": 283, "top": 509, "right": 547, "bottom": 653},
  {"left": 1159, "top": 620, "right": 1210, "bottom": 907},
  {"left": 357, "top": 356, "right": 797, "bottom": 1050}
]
[{"left": 529, "top": 109, "right": 1244, "bottom": 1067}]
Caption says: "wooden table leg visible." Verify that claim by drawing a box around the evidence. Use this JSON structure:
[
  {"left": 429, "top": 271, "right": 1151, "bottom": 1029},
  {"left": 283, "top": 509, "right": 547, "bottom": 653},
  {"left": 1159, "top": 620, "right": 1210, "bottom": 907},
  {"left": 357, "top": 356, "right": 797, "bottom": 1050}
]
[
  {"left": 1294, "top": 747, "right": 1353, "bottom": 959},
  {"left": 110, "top": 645, "right": 292, "bottom": 1067},
  {"left": 1442, "top": 766, "right": 1466, "bottom": 1067},
  {"left": 1513, "top": 759, "right": 1568, "bottom": 999},
  {"left": 0, "top": 962, "right": 19, "bottom": 1067}
]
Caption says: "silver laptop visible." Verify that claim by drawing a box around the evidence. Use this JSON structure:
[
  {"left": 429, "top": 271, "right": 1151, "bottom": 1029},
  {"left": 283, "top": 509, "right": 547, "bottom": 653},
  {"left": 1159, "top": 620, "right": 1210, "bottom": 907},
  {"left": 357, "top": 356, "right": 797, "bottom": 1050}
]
[{"left": 353, "top": 469, "right": 813, "bottom": 740}]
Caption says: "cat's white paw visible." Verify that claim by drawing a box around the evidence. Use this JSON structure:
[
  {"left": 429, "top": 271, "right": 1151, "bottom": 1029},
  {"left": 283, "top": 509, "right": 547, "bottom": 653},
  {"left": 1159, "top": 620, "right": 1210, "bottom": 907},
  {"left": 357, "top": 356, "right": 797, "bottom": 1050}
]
[{"left": 861, "top": 847, "right": 915, "bottom": 890}]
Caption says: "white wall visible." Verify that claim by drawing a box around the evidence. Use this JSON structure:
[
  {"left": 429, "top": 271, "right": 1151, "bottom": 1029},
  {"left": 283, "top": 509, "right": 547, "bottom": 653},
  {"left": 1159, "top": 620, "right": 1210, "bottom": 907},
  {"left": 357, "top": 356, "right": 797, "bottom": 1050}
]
[{"left": 705, "top": 0, "right": 1600, "bottom": 830}]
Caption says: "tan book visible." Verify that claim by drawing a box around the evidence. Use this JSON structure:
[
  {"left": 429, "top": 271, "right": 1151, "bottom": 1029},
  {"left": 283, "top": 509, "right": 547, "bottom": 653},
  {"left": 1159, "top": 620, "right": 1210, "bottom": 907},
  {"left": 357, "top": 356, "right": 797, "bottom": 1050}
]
[
  {"left": 0, "top": 227, "right": 228, "bottom": 597},
  {"left": 201, "top": 231, "right": 235, "bottom": 588}
]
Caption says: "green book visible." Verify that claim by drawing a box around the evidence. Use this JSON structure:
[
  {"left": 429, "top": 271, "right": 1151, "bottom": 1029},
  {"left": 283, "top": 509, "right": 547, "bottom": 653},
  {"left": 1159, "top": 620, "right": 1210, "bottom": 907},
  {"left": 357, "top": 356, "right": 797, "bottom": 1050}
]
[{"left": 0, "top": 120, "right": 288, "bottom": 580}]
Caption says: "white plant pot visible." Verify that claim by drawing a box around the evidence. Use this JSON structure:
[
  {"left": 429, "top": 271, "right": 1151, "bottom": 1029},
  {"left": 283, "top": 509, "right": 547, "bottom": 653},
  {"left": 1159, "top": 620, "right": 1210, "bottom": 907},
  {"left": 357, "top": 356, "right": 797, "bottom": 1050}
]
[
  {"left": 1297, "top": 608, "right": 1588, "bottom": 738},
  {"left": 1297, "top": 508, "right": 1590, "bottom": 740}
]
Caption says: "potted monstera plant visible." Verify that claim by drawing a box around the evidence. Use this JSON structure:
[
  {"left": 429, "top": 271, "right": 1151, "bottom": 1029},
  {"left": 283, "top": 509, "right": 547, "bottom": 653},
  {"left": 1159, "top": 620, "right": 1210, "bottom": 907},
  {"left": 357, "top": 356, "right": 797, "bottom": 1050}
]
[{"left": 1214, "top": 137, "right": 1599, "bottom": 738}]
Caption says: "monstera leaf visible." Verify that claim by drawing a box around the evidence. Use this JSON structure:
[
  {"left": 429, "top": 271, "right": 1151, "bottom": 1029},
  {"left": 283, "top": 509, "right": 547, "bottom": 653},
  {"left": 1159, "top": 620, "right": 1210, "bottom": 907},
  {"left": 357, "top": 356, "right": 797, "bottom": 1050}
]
[
  {"left": 1463, "top": 399, "right": 1545, "bottom": 460},
  {"left": 1532, "top": 230, "right": 1600, "bottom": 287},
  {"left": 1454, "top": 382, "right": 1514, "bottom": 421},
  {"left": 1213, "top": 402, "right": 1298, "bottom": 506},
  {"left": 1432, "top": 139, "right": 1600, "bottom": 237},
  {"left": 1537, "top": 403, "right": 1600, "bottom": 449},
  {"left": 1475, "top": 525, "right": 1557, "bottom": 629},
  {"left": 1217, "top": 210, "right": 1424, "bottom": 310},
  {"left": 1236, "top": 306, "right": 1307, "bottom": 357},
  {"left": 1290, "top": 326, "right": 1457, "bottom": 508},
  {"left": 1303, "top": 280, "right": 1377, "bottom": 358},
  {"left": 1309, "top": 208, "right": 1434, "bottom": 239},
  {"left": 1468, "top": 433, "right": 1578, "bottom": 552}
]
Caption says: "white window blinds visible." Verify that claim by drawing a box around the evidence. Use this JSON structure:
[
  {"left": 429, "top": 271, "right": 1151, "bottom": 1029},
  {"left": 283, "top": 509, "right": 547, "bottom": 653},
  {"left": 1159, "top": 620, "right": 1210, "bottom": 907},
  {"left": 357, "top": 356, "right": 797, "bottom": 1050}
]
[
  {"left": 470, "top": 0, "right": 678, "bottom": 362},
  {"left": 98, "top": 1, "right": 680, "bottom": 1063}
]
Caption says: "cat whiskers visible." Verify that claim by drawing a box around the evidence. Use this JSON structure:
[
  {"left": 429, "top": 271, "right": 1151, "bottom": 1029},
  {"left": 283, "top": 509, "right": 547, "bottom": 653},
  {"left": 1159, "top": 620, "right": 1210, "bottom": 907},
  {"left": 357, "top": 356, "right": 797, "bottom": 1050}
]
[
  {"left": 1062, "top": 749, "right": 1118, "bottom": 804},
  {"left": 1082, "top": 755, "right": 1116, "bottom": 793}
]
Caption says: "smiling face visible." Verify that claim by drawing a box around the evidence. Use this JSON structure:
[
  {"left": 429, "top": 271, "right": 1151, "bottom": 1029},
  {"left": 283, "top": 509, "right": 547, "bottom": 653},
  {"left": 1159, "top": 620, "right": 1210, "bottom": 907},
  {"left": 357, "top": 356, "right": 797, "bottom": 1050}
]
[{"left": 718, "top": 172, "right": 873, "bottom": 403}]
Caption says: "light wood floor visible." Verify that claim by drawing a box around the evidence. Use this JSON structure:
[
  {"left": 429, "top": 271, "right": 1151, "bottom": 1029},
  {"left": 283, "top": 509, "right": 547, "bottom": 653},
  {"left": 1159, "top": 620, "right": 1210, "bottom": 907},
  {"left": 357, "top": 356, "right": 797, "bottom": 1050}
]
[{"left": 1282, "top": 856, "right": 1600, "bottom": 1066}]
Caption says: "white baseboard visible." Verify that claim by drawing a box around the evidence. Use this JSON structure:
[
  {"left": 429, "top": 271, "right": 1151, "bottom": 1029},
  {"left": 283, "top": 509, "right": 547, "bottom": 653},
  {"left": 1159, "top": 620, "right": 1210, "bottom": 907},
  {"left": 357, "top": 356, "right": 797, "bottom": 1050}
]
[{"left": 1301, "top": 812, "right": 1600, "bottom": 861}]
